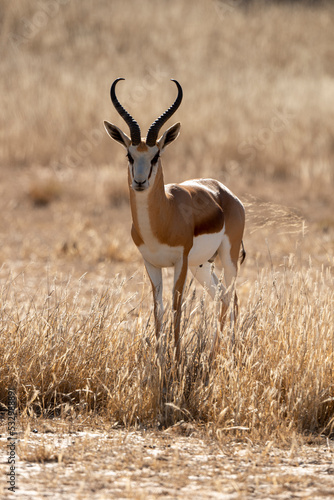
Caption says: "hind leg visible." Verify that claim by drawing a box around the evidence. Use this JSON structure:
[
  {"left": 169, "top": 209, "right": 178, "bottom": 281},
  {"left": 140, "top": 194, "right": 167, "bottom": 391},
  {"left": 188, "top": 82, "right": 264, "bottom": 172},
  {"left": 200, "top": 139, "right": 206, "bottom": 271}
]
[
  {"left": 189, "top": 262, "right": 226, "bottom": 362},
  {"left": 218, "top": 236, "right": 240, "bottom": 338},
  {"left": 189, "top": 261, "right": 220, "bottom": 300}
]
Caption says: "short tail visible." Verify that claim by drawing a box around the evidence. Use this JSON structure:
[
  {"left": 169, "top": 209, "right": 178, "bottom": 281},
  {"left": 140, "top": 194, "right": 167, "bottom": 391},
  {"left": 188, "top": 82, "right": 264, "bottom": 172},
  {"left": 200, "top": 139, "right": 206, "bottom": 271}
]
[{"left": 240, "top": 240, "right": 246, "bottom": 265}]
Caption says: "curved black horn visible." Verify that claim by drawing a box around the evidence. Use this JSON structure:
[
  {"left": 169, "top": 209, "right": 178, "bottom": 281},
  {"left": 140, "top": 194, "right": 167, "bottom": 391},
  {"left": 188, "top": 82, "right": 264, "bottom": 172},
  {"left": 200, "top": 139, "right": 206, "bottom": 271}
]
[
  {"left": 146, "top": 79, "right": 183, "bottom": 147},
  {"left": 110, "top": 78, "right": 141, "bottom": 145}
]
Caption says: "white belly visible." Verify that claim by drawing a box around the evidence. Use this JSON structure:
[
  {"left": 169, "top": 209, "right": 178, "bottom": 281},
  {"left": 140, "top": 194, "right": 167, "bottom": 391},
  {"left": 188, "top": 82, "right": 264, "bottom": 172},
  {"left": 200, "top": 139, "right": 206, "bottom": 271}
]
[
  {"left": 139, "top": 243, "right": 184, "bottom": 268},
  {"left": 139, "top": 229, "right": 225, "bottom": 268},
  {"left": 188, "top": 228, "right": 225, "bottom": 267}
]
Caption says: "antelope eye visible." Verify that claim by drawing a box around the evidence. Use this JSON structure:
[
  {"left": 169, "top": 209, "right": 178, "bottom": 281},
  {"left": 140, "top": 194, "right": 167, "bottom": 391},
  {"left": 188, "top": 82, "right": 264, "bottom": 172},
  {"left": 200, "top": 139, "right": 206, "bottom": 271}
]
[
  {"left": 151, "top": 152, "right": 160, "bottom": 165},
  {"left": 127, "top": 152, "right": 134, "bottom": 164}
]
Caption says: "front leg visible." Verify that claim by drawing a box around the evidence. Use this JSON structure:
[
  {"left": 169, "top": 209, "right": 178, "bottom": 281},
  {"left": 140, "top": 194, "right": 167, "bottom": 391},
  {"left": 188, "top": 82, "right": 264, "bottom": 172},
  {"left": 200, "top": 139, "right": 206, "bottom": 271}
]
[
  {"left": 144, "top": 260, "right": 163, "bottom": 345},
  {"left": 173, "top": 254, "right": 188, "bottom": 360}
]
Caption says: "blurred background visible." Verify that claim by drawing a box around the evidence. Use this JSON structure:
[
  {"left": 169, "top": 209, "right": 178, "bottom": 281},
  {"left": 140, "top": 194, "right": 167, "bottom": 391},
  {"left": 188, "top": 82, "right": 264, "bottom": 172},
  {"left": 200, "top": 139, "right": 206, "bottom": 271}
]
[{"left": 0, "top": 0, "right": 333, "bottom": 290}]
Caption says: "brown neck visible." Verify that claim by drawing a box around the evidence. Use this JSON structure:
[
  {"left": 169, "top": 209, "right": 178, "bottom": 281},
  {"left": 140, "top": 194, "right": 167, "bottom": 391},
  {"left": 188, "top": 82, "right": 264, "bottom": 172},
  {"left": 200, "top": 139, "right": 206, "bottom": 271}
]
[
  {"left": 128, "top": 161, "right": 168, "bottom": 242},
  {"left": 146, "top": 161, "right": 167, "bottom": 211}
]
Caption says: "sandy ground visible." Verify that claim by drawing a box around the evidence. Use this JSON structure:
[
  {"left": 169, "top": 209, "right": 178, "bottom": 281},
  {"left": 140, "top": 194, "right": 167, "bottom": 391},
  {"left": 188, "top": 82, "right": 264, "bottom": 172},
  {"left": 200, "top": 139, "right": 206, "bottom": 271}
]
[{"left": 1, "top": 421, "right": 334, "bottom": 499}]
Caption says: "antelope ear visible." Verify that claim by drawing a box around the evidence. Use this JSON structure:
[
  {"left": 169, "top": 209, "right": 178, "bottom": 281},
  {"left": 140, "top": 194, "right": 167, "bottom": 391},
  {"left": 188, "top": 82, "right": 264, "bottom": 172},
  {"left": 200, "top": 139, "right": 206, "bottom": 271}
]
[
  {"left": 157, "top": 122, "right": 181, "bottom": 151},
  {"left": 104, "top": 121, "right": 131, "bottom": 148}
]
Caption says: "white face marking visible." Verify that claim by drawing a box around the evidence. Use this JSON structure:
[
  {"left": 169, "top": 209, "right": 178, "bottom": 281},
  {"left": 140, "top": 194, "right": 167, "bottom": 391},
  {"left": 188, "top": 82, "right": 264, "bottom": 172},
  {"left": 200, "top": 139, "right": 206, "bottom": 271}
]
[
  {"left": 128, "top": 144, "right": 160, "bottom": 192},
  {"left": 188, "top": 226, "right": 225, "bottom": 267}
]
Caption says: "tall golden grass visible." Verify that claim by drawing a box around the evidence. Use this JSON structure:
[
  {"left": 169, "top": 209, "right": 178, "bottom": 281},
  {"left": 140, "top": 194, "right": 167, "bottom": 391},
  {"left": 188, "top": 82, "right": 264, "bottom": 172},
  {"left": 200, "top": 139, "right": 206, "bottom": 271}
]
[
  {"left": 0, "top": 0, "right": 334, "bottom": 441},
  {"left": 1, "top": 262, "right": 333, "bottom": 439}
]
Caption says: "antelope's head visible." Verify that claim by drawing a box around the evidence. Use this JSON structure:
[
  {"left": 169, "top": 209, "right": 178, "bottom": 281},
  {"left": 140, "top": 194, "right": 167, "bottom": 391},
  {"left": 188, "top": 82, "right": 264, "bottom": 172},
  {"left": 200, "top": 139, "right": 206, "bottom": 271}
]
[{"left": 104, "top": 78, "right": 182, "bottom": 192}]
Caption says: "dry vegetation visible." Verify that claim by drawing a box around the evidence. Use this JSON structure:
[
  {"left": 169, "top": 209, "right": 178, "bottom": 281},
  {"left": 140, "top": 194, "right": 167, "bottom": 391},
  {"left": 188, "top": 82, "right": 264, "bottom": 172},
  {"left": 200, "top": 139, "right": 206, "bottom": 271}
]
[
  {"left": 0, "top": 0, "right": 334, "bottom": 497},
  {"left": 1, "top": 262, "right": 333, "bottom": 437}
]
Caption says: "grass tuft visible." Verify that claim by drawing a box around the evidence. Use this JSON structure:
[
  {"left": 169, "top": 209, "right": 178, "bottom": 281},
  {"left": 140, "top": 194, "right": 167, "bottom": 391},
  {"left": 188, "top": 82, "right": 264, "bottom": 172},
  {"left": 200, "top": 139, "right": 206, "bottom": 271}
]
[{"left": 1, "top": 263, "right": 333, "bottom": 440}]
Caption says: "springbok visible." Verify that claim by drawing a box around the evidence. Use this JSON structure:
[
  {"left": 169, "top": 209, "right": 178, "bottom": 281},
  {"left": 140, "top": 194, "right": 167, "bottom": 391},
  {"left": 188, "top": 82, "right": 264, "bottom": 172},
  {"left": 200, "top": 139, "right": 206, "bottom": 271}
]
[{"left": 104, "top": 78, "right": 245, "bottom": 360}]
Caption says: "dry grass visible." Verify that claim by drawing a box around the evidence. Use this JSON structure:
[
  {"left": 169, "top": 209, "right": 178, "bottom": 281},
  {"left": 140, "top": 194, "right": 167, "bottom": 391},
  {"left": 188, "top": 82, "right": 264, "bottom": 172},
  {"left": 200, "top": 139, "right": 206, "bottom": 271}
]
[
  {"left": 1, "top": 0, "right": 334, "bottom": 187},
  {"left": 0, "top": 0, "right": 334, "bottom": 458},
  {"left": 0, "top": 261, "right": 333, "bottom": 440}
]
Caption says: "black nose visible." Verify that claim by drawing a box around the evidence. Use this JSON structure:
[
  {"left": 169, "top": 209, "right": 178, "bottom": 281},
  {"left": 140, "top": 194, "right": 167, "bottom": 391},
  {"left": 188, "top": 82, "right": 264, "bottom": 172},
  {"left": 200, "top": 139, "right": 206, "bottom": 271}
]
[{"left": 133, "top": 179, "right": 146, "bottom": 190}]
